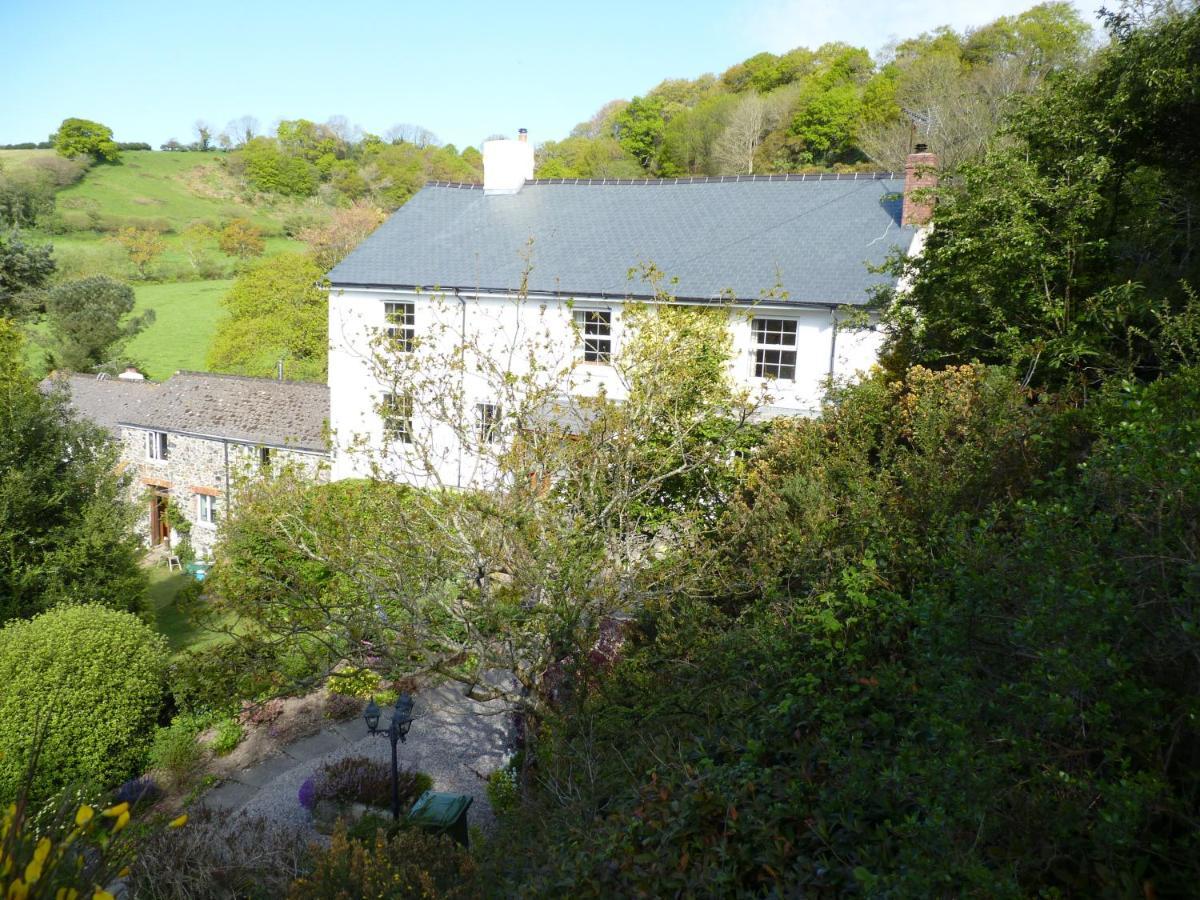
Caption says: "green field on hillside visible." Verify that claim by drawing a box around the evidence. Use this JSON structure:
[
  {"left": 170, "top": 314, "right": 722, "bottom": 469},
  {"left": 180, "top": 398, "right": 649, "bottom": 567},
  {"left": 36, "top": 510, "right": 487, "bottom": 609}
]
[
  {"left": 24, "top": 279, "right": 230, "bottom": 381},
  {"left": 3, "top": 148, "right": 336, "bottom": 381},
  {"left": 45, "top": 231, "right": 305, "bottom": 283},
  {"left": 50, "top": 150, "right": 305, "bottom": 231},
  {"left": 0, "top": 148, "right": 58, "bottom": 169},
  {"left": 124, "top": 280, "right": 231, "bottom": 379}
]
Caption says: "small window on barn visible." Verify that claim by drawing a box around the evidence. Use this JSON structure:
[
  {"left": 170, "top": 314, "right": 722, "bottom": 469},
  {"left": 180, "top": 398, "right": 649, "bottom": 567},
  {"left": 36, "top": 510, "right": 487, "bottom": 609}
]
[
  {"left": 752, "top": 318, "right": 798, "bottom": 381},
  {"left": 146, "top": 430, "right": 168, "bottom": 461},
  {"left": 197, "top": 493, "right": 217, "bottom": 526},
  {"left": 381, "top": 392, "right": 413, "bottom": 444},
  {"left": 384, "top": 302, "right": 415, "bottom": 352},
  {"left": 573, "top": 309, "right": 612, "bottom": 364}
]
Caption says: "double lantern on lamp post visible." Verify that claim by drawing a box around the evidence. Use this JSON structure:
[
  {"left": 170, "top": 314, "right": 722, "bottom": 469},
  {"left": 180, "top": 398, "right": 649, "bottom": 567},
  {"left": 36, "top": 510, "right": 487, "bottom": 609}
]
[{"left": 363, "top": 693, "right": 415, "bottom": 821}]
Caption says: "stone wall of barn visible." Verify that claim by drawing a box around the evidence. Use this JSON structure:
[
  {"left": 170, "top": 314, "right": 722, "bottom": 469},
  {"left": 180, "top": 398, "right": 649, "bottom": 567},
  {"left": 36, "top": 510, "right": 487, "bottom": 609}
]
[{"left": 120, "top": 427, "right": 328, "bottom": 558}]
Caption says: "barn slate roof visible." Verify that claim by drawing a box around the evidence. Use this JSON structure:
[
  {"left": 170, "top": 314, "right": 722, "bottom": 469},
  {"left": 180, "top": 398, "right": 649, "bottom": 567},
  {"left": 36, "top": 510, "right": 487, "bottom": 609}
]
[
  {"left": 44, "top": 372, "right": 329, "bottom": 453},
  {"left": 118, "top": 372, "right": 329, "bottom": 452},
  {"left": 41, "top": 374, "right": 159, "bottom": 435},
  {"left": 327, "top": 174, "right": 917, "bottom": 306}
]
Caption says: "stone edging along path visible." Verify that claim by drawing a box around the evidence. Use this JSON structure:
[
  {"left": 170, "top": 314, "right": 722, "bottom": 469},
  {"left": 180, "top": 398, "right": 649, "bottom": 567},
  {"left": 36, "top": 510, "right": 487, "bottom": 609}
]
[{"left": 200, "top": 681, "right": 515, "bottom": 836}]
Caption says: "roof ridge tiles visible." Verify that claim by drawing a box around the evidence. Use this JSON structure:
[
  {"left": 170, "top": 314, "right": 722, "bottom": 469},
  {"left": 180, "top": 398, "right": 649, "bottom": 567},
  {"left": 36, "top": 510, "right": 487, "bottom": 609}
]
[
  {"left": 422, "top": 172, "right": 900, "bottom": 191},
  {"left": 170, "top": 370, "right": 327, "bottom": 388}
]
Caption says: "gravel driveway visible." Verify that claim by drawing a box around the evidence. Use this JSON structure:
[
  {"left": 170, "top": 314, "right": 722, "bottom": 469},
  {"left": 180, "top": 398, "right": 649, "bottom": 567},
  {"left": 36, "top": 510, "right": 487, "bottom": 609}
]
[{"left": 201, "top": 680, "right": 515, "bottom": 835}]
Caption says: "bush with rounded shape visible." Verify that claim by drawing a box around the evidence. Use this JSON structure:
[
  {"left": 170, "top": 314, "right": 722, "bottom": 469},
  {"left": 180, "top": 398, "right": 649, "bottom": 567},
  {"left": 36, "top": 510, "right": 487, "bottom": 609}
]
[{"left": 0, "top": 604, "right": 168, "bottom": 802}]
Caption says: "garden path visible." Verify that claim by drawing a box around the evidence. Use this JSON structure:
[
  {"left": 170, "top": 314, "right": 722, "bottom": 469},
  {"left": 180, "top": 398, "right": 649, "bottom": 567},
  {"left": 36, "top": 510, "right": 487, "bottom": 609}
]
[{"left": 200, "top": 680, "right": 514, "bottom": 835}]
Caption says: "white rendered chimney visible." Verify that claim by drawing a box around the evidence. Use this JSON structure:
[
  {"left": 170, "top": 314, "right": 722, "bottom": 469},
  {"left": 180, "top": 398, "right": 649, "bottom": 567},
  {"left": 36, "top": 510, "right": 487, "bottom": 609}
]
[
  {"left": 483, "top": 130, "right": 534, "bottom": 195},
  {"left": 117, "top": 366, "right": 145, "bottom": 381}
]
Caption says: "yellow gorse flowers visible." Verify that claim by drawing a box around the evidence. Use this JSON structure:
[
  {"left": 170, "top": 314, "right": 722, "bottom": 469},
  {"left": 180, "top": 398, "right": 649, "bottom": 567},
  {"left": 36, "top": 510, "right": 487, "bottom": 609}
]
[{"left": 2, "top": 795, "right": 184, "bottom": 899}]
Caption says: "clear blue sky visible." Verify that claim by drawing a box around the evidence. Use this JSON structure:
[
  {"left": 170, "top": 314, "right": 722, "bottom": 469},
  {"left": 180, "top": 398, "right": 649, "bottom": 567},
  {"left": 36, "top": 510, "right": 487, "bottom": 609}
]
[{"left": 0, "top": 0, "right": 1097, "bottom": 150}]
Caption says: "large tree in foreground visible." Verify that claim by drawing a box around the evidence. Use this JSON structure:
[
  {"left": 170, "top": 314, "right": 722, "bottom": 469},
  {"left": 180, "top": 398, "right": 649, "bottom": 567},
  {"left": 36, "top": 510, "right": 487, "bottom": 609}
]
[
  {"left": 0, "top": 321, "right": 147, "bottom": 623},
  {"left": 206, "top": 274, "right": 764, "bottom": 716}
]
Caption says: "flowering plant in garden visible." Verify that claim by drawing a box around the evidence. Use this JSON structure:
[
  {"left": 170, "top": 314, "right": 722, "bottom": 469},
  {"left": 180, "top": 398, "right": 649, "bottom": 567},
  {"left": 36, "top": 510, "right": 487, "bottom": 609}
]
[
  {"left": 298, "top": 776, "right": 317, "bottom": 812},
  {"left": 298, "top": 758, "right": 431, "bottom": 813},
  {"left": 112, "top": 776, "right": 162, "bottom": 808},
  {"left": 0, "top": 790, "right": 186, "bottom": 899}
]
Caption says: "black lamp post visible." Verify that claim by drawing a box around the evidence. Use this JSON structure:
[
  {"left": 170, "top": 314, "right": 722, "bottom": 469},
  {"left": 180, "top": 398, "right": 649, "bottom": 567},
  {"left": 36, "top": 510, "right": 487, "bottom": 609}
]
[{"left": 364, "top": 692, "right": 415, "bottom": 821}]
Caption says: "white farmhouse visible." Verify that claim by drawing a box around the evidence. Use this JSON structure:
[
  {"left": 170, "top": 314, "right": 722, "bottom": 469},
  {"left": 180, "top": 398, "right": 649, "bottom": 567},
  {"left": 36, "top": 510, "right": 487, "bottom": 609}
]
[{"left": 324, "top": 135, "right": 933, "bottom": 486}]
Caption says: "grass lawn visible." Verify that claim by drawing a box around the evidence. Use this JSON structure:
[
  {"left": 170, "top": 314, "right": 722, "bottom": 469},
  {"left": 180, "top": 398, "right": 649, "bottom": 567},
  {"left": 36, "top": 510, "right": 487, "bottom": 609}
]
[
  {"left": 146, "top": 566, "right": 233, "bottom": 656},
  {"left": 124, "top": 279, "right": 231, "bottom": 379},
  {"left": 23, "top": 278, "right": 232, "bottom": 380}
]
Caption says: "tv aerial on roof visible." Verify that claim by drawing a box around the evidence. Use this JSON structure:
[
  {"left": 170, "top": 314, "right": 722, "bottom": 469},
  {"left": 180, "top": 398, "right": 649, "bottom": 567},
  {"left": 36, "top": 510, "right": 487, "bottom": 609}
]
[{"left": 902, "top": 107, "right": 939, "bottom": 153}]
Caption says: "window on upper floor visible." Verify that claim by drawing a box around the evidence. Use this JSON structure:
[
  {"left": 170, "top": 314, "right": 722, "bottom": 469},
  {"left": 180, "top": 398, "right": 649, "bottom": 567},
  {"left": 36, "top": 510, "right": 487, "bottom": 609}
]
[
  {"left": 752, "top": 317, "right": 798, "bottom": 381},
  {"left": 382, "top": 392, "right": 413, "bottom": 444},
  {"left": 573, "top": 309, "right": 612, "bottom": 364},
  {"left": 477, "top": 402, "right": 501, "bottom": 444},
  {"left": 146, "top": 430, "right": 168, "bottom": 461},
  {"left": 197, "top": 493, "right": 217, "bottom": 526},
  {"left": 384, "top": 301, "right": 415, "bottom": 352}
]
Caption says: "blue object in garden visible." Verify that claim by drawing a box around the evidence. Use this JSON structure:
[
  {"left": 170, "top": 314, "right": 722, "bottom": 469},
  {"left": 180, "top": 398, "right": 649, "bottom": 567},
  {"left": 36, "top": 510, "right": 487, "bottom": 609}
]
[{"left": 184, "top": 562, "right": 211, "bottom": 582}]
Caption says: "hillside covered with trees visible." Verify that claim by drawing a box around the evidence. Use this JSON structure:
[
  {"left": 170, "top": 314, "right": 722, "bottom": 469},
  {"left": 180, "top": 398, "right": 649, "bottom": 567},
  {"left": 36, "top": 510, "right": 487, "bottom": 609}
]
[{"left": 536, "top": 1, "right": 1091, "bottom": 177}]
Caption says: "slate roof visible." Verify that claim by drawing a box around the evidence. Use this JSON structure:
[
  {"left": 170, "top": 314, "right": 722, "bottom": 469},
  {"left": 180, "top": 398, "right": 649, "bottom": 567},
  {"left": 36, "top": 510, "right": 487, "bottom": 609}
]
[
  {"left": 118, "top": 372, "right": 329, "bottom": 452},
  {"left": 41, "top": 374, "right": 159, "bottom": 436},
  {"left": 328, "top": 174, "right": 917, "bottom": 306}
]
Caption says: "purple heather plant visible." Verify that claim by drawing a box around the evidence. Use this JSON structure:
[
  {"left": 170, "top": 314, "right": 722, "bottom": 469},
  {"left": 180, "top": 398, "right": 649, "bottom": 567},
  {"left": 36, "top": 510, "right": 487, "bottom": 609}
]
[
  {"left": 298, "top": 775, "right": 317, "bottom": 811},
  {"left": 115, "top": 775, "right": 162, "bottom": 807}
]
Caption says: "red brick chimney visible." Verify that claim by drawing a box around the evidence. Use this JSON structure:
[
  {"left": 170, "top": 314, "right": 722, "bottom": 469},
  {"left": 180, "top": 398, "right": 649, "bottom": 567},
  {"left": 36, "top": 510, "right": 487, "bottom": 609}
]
[{"left": 902, "top": 143, "right": 938, "bottom": 227}]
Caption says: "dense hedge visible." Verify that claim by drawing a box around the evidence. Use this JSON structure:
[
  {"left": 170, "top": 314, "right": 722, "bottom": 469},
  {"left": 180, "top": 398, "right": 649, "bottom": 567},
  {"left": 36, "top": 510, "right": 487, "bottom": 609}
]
[
  {"left": 0, "top": 604, "right": 169, "bottom": 802},
  {"left": 483, "top": 365, "right": 1200, "bottom": 896}
]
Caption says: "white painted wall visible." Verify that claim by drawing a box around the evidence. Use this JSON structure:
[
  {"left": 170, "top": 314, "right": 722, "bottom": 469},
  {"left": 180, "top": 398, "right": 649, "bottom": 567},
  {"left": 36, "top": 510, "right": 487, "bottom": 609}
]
[{"left": 328, "top": 287, "right": 883, "bottom": 486}]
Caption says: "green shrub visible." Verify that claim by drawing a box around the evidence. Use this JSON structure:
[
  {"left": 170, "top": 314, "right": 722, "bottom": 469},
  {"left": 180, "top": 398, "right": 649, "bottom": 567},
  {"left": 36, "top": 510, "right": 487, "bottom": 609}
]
[
  {"left": 1, "top": 782, "right": 147, "bottom": 899},
  {"left": 288, "top": 824, "right": 478, "bottom": 899},
  {"left": 168, "top": 641, "right": 275, "bottom": 716},
  {"left": 327, "top": 667, "right": 382, "bottom": 698},
  {"left": 0, "top": 604, "right": 168, "bottom": 803},
  {"left": 345, "top": 812, "right": 391, "bottom": 844},
  {"left": 484, "top": 365, "right": 1200, "bottom": 896},
  {"left": 210, "top": 718, "right": 244, "bottom": 756},
  {"left": 149, "top": 718, "right": 204, "bottom": 781},
  {"left": 486, "top": 766, "right": 518, "bottom": 816}
]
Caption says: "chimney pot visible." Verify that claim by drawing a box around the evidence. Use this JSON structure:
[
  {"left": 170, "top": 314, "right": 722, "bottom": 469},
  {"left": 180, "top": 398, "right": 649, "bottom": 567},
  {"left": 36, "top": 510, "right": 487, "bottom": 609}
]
[
  {"left": 518, "top": 128, "right": 528, "bottom": 143},
  {"left": 902, "top": 146, "right": 938, "bottom": 228}
]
